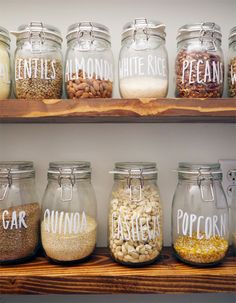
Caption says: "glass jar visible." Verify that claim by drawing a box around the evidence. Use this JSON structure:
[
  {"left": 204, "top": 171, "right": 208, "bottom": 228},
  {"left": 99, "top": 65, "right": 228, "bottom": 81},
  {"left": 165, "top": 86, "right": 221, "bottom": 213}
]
[
  {"left": 230, "top": 169, "right": 236, "bottom": 253},
  {"left": 172, "top": 163, "right": 229, "bottom": 266},
  {"left": 65, "top": 22, "right": 113, "bottom": 99},
  {"left": 228, "top": 27, "right": 236, "bottom": 97},
  {"left": 41, "top": 162, "right": 97, "bottom": 264},
  {"left": 0, "top": 162, "right": 40, "bottom": 264},
  {"left": 119, "top": 18, "right": 168, "bottom": 98},
  {"left": 11, "top": 22, "right": 63, "bottom": 99},
  {"left": 108, "top": 162, "right": 163, "bottom": 266},
  {"left": 0, "top": 27, "right": 11, "bottom": 99},
  {"left": 175, "top": 22, "right": 224, "bottom": 98}
]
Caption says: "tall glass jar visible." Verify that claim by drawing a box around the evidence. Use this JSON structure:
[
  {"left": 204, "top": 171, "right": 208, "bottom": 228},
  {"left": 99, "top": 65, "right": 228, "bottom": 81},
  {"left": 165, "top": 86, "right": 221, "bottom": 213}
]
[
  {"left": 228, "top": 27, "right": 236, "bottom": 97},
  {"left": 11, "top": 22, "right": 63, "bottom": 99},
  {"left": 172, "top": 163, "right": 229, "bottom": 266},
  {"left": 119, "top": 18, "right": 168, "bottom": 98},
  {"left": 175, "top": 22, "right": 224, "bottom": 98},
  {"left": 0, "top": 162, "right": 40, "bottom": 264},
  {"left": 65, "top": 22, "right": 113, "bottom": 99},
  {"left": 230, "top": 169, "right": 236, "bottom": 253},
  {"left": 0, "top": 27, "right": 11, "bottom": 99},
  {"left": 108, "top": 162, "right": 163, "bottom": 266},
  {"left": 41, "top": 162, "right": 97, "bottom": 264}
]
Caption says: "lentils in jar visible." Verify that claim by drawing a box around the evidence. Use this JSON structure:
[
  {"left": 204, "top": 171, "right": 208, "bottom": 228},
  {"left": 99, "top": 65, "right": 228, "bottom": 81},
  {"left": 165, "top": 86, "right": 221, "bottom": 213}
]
[
  {"left": 175, "top": 23, "right": 224, "bottom": 98},
  {"left": 11, "top": 22, "right": 63, "bottom": 99}
]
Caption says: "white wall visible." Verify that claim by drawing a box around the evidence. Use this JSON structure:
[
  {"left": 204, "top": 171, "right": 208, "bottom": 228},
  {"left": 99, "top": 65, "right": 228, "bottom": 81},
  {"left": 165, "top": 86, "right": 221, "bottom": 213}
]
[{"left": 0, "top": 0, "right": 236, "bottom": 302}]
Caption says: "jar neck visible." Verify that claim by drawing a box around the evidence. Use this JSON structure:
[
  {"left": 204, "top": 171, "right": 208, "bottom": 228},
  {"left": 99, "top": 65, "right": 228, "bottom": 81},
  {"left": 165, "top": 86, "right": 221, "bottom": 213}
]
[
  {"left": 177, "top": 37, "right": 221, "bottom": 50},
  {"left": 17, "top": 38, "right": 61, "bottom": 50},
  {"left": 67, "top": 37, "right": 111, "bottom": 49},
  {"left": 122, "top": 35, "right": 164, "bottom": 46}
]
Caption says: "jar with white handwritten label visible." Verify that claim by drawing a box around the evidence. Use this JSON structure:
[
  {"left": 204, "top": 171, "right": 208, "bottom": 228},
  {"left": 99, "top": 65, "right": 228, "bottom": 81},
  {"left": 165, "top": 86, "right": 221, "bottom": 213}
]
[
  {"left": 172, "top": 163, "right": 229, "bottom": 266},
  {"left": 175, "top": 23, "right": 224, "bottom": 98},
  {"left": 41, "top": 162, "right": 97, "bottom": 264},
  {"left": 65, "top": 22, "right": 113, "bottom": 99},
  {"left": 11, "top": 22, "right": 63, "bottom": 99},
  {"left": 0, "top": 27, "right": 11, "bottom": 99},
  {"left": 0, "top": 162, "right": 40, "bottom": 264},
  {"left": 119, "top": 18, "right": 168, "bottom": 98},
  {"left": 228, "top": 27, "right": 236, "bottom": 97},
  {"left": 108, "top": 162, "right": 163, "bottom": 266}
]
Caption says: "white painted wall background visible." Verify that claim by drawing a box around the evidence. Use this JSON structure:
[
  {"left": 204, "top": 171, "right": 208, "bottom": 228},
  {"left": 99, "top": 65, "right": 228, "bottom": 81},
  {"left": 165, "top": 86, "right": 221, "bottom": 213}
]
[{"left": 0, "top": 0, "right": 235, "bottom": 302}]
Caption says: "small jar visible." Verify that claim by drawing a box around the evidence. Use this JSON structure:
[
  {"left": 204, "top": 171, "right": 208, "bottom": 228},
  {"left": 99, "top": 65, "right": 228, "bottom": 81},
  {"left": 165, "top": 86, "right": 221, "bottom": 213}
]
[
  {"left": 228, "top": 27, "right": 236, "bottom": 97},
  {"left": 175, "top": 22, "right": 224, "bottom": 98},
  {"left": 230, "top": 170, "right": 236, "bottom": 253},
  {"left": 0, "top": 162, "right": 40, "bottom": 264},
  {"left": 108, "top": 162, "right": 163, "bottom": 266},
  {"left": 119, "top": 18, "right": 168, "bottom": 98},
  {"left": 65, "top": 22, "right": 113, "bottom": 99},
  {"left": 41, "top": 162, "right": 97, "bottom": 264},
  {"left": 0, "top": 27, "right": 11, "bottom": 99},
  {"left": 172, "top": 163, "right": 229, "bottom": 266},
  {"left": 11, "top": 22, "right": 63, "bottom": 99}
]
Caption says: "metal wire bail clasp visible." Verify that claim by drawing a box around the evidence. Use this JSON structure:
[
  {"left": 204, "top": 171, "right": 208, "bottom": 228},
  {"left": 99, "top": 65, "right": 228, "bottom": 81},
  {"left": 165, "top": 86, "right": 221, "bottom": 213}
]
[
  {"left": 0, "top": 168, "right": 12, "bottom": 201},
  {"left": 77, "top": 22, "right": 95, "bottom": 45},
  {"left": 127, "top": 169, "right": 144, "bottom": 202},
  {"left": 133, "top": 18, "right": 149, "bottom": 42},
  {"left": 200, "top": 22, "right": 217, "bottom": 51},
  {"left": 58, "top": 168, "right": 75, "bottom": 202},
  {"left": 197, "top": 169, "right": 215, "bottom": 202},
  {"left": 29, "top": 21, "right": 45, "bottom": 51}
]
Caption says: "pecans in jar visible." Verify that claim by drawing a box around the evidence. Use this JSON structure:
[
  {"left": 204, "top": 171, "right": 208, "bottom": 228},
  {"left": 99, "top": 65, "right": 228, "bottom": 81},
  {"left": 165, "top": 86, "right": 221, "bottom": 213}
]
[
  {"left": 66, "top": 70, "right": 113, "bottom": 99},
  {"left": 175, "top": 50, "right": 224, "bottom": 98},
  {"left": 109, "top": 182, "right": 162, "bottom": 265},
  {"left": 14, "top": 57, "right": 63, "bottom": 99}
]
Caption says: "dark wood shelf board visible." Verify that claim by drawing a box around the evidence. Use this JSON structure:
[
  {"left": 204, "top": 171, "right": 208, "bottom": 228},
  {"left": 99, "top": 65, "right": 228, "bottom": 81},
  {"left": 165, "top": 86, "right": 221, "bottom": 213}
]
[
  {"left": 0, "top": 98, "right": 235, "bottom": 123},
  {"left": 0, "top": 247, "right": 235, "bottom": 294}
]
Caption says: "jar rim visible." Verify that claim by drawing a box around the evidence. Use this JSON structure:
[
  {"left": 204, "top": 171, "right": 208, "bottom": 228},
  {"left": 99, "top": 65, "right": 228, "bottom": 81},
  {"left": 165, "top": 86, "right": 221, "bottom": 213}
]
[
  {"left": 229, "top": 26, "right": 236, "bottom": 45},
  {"left": 0, "top": 26, "right": 10, "bottom": 46},
  {"left": 11, "top": 21, "right": 62, "bottom": 45},
  {"left": 177, "top": 162, "right": 222, "bottom": 179},
  {"left": 66, "top": 21, "right": 111, "bottom": 44},
  {"left": 121, "top": 18, "right": 166, "bottom": 42},
  {"left": 0, "top": 161, "right": 34, "bottom": 174},
  {"left": 111, "top": 162, "right": 158, "bottom": 177},
  {"left": 177, "top": 22, "right": 222, "bottom": 44},
  {"left": 48, "top": 161, "right": 91, "bottom": 175}
]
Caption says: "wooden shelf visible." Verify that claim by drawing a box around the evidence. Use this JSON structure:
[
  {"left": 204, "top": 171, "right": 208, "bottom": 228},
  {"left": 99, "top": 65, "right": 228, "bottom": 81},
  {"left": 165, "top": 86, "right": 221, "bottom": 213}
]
[
  {"left": 0, "top": 247, "right": 235, "bottom": 294},
  {"left": 0, "top": 98, "right": 236, "bottom": 123}
]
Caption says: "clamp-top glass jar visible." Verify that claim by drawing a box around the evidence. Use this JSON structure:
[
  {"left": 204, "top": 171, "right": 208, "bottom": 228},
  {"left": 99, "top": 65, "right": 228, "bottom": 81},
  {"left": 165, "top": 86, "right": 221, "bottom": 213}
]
[
  {"left": 0, "top": 162, "right": 40, "bottom": 264},
  {"left": 175, "top": 22, "right": 224, "bottom": 98},
  {"left": 119, "top": 18, "right": 168, "bottom": 98},
  {"left": 11, "top": 22, "right": 63, "bottom": 99},
  {"left": 0, "top": 27, "right": 11, "bottom": 99},
  {"left": 65, "top": 22, "right": 113, "bottom": 99},
  {"left": 108, "top": 162, "right": 163, "bottom": 266},
  {"left": 41, "top": 162, "right": 97, "bottom": 264},
  {"left": 228, "top": 27, "right": 236, "bottom": 97},
  {"left": 230, "top": 169, "right": 236, "bottom": 253},
  {"left": 172, "top": 163, "right": 229, "bottom": 266}
]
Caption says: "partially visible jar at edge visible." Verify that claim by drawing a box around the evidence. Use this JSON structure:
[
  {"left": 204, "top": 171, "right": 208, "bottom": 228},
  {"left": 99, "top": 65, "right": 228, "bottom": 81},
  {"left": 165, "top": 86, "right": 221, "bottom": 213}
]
[
  {"left": 0, "top": 27, "right": 11, "bottom": 99},
  {"left": 228, "top": 26, "right": 236, "bottom": 97},
  {"left": 11, "top": 22, "right": 63, "bottom": 99},
  {"left": 119, "top": 18, "right": 168, "bottom": 98},
  {"left": 0, "top": 162, "right": 40, "bottom": 264},
  {"left": 108, "top": 162, "right": 163, "bottom": 266},
  {"left": 65, "top": 22, "right": 113, "bottom": 99},
  {"left": 230, "top": 170, "right": 236, "bottom": 253},
  {"left": 175, "top": 22, "right": 224, "bottom": 98}
]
